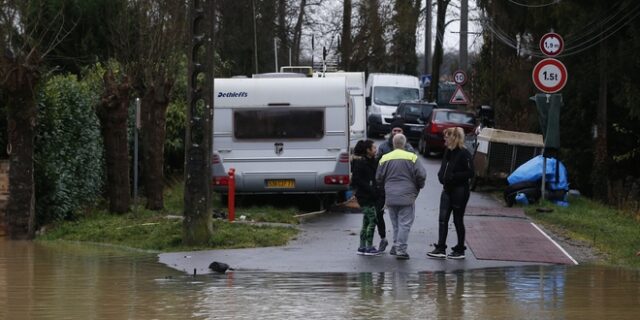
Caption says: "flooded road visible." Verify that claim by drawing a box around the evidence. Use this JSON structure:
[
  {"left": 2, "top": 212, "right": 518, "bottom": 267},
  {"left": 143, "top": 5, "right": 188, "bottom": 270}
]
[{"left": 1, "top": 240, "right": 639, "bottom": 319}]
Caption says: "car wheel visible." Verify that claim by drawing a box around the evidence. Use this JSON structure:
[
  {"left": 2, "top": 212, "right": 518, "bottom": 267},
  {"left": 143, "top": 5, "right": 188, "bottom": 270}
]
[
  {"left": 366, "top": 124, "right": 375, "bottom": 138},
  {"left": 418, "top": 137, "right": 425, "bottom": 155},
  {"left": 423, "top": 140, "right": 431, "bottom": 158}
]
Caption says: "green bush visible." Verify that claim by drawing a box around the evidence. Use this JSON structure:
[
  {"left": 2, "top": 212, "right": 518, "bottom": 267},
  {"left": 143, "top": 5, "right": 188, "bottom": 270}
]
[{"left": 35, "top": 74, "right": 105, "bottom": 223}]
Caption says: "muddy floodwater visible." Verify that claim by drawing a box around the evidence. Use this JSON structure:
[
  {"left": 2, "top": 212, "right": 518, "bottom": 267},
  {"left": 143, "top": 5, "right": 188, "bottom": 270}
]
[{"left": 1, "top": 239, "right": 639, "bottom": 319}]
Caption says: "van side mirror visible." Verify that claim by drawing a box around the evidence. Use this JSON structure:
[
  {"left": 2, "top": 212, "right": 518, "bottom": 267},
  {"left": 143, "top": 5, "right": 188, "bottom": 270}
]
[{"left": 365, "top": 97, "right": 371, "bottom": 106}]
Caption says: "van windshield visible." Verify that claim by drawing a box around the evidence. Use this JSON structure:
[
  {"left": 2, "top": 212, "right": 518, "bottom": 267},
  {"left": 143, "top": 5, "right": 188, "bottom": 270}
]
[
  {"left": 234, "top": 108, "right": 325, "bottom": 139},
  {"left": 373, "top": 87, "right": 419, "bottom": 106}
]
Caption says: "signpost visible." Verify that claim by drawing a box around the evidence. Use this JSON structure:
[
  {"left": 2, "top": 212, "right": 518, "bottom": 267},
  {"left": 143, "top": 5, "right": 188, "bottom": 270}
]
[
  {"left": 453, "top": 70, "right": 467, "bottom": 86},
  {"left": 450, "top": 70, "right": 469, "bottom": 105},
  {"left": 532, "top": 58, "right": 568, "bottom": 94},
  {"left": 539, "top": 32, "right": 564, "bottom": 57},
  {"left": 449, "top": 86, "right": 470, "bottom": 105},
  {"left": 533, "top": 32, "right": 566, "bottom": 207}
]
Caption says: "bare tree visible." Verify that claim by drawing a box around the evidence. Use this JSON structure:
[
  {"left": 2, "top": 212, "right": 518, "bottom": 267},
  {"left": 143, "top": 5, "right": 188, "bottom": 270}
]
[
  {"left": 341, "top": 0, "right": 352, "bottom": 70},
  {"left": 428, "top": 0, "right": 451, "bottom": 101},
  {"left": 96, "top": 68, "right": 131, "bottom": 214},
  {"left": 0, "top": 0, "right": 71, "bottom": 239},
  {"left": 291, "top": 0, "right": 308, "bottom": 65},
  {"left": 134, "top": 0, "right": 187, "bottom": 210}
]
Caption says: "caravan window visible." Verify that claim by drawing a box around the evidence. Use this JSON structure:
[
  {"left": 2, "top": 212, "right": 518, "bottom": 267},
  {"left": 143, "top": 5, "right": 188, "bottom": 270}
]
[{"left": 234, "top": 108, "right": 325, "bottom": 139}]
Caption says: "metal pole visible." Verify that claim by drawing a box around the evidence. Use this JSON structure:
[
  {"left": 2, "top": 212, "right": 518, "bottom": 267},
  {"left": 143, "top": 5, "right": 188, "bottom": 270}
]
[
  {"left": 541, "top": 155, "right": 546, "bottom": 202},
  {"left": 134, "top": 98, "right": 140, "bottom": 207},
  {"left": 424, "top": 0, "right": 432, "bottom": 99}
]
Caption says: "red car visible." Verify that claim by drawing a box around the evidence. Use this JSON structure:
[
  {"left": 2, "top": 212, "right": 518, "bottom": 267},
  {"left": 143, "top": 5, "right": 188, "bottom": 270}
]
[{"left": 417, "top": 108, "right": 477, "bottom": 156}]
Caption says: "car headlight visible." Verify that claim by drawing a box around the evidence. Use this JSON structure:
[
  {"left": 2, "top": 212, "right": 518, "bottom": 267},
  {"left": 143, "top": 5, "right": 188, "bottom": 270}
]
[{"left": 369, "top": 104, "right": 381, "bottom": 114}]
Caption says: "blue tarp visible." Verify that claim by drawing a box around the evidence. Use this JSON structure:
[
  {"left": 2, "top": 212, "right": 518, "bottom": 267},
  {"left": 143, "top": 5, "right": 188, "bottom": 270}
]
[{"left": 507, "top": 155, "right": 569, "bottom": 190}]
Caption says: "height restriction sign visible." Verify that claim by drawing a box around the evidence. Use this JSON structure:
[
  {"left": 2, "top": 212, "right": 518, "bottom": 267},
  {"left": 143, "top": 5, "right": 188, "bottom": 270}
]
[{"left": 532, "top": 58, "right": 568, "bottom": 93}]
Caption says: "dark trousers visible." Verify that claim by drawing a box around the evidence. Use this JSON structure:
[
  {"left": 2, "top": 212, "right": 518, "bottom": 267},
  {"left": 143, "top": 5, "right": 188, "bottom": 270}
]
[
  {"left": 375, "top": 201, "right": 386, "bottom": 239},
  {"left": 436, "top": 185, "right": 470, "bottom": 252}
]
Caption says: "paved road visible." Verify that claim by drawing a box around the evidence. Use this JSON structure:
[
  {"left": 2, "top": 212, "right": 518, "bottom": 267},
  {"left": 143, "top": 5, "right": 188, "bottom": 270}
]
[{"left": 159, "top": 147, "right": 573, "bottom": 274}]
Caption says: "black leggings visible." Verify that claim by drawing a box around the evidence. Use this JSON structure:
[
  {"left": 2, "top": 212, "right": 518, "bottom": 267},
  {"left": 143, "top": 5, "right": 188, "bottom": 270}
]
[
  {"left": 375, "top": 202, "right": 386, "bottom": 239},
  {"left": 437, "top": 185, "right": 470, "bottom": 251}
]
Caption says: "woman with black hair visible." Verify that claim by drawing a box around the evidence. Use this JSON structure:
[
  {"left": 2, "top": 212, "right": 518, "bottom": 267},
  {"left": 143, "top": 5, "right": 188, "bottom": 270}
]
[{"left": 351, "top": 139, "right": 382, "bottom": 256}]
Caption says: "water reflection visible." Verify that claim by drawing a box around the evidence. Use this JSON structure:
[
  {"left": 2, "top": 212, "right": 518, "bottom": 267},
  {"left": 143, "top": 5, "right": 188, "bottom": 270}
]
[{"left": 1, "top": 239, "right": 639, "bottom": 319}]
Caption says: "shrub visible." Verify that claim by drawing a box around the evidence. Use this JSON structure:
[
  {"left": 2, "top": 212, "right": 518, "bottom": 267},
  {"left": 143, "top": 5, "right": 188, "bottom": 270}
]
[{"left": 35, "top": 74, "right": 105, "bottom": 223}]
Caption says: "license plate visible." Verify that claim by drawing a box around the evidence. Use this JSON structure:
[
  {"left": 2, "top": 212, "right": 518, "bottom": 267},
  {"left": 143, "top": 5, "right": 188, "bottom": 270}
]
[
  {"left": 266, "top": 179, "right": 295, "bottom": 188},
  {"left": 410, "top": 126, "right": 423, "bottom": 131}
]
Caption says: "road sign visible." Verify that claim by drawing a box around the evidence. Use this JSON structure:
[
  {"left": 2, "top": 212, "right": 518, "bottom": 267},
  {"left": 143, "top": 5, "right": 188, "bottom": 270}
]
[
  {"left": 449, "top": 85, "right": 469, "bottom": 104},
  {"left": 453, "top": 70, "right": 467, "bottom": 85},
  {"left": 540, "top": 32, "right": 564, "bottom": 57},
  {"left": 532, "top": 58, "right": 568, "bottom": 93},
  {"left": 420, "top": 74, "right": 432, "bottom": 88}
]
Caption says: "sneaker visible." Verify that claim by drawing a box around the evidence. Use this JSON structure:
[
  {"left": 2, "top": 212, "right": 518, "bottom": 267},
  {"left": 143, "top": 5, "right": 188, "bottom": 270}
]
[
  {"left": 389, "top": 246, "right": 397, "bottom": 256},
  {"left": 378, "top": 238, "right": 389, "bottom": 252},
  {"left": 427, "top": 245, "right": 446, "bottom": 259},
  {"left": 395, "top": 252, "right": 410, "bottom": 260},
  {"left": 447, "top": 251, "right": 465, "bottom": 259},
  {"left": 364, "top": 247, "right": 382, "bottom": 256},
  {"left": 356, "top": 247, "right": 366, "bottom": 255}
]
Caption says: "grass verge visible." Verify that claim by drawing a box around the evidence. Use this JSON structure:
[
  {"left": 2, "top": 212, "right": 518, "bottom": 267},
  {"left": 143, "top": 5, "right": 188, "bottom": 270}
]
[
  {"left": 526, "top": 197, "right": 640, "bottom": 269},
  {"left": 37, "top": 180, "right": 300, "bottom": 252}
]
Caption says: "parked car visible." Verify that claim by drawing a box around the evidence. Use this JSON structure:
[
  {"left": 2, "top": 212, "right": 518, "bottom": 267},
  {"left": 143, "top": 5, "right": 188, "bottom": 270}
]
[
  {"left": 417, "top": 108, "right": 477, "bottom": 156},
  {"left": 391, "top": 100, "right": 438, "bottom": 146}
]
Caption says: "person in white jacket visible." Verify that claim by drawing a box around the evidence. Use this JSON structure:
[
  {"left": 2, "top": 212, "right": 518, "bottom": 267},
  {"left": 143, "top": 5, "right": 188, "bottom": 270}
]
[{"left": 376, "top": 133, "right": 426, "bottom": 260}]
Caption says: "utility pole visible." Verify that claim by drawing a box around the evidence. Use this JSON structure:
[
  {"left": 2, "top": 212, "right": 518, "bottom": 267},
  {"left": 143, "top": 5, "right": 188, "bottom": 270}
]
[
  {"left": 424, "top": 0, "right": 432, "bottom": 99},
  {"left": 460, "top": 0, "right": 468, "bottom": 71},
  {"left": 184, "top": 0, "right": 214, "bottom": 245},
  {"left": 252, "top": 0, "right": 258, "bottom": 74}
]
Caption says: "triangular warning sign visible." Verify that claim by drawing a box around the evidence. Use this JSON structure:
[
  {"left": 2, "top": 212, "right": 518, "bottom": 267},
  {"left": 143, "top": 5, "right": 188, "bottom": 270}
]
[{"left": 449, "top": 85, "right": 469, "bottom": 105}]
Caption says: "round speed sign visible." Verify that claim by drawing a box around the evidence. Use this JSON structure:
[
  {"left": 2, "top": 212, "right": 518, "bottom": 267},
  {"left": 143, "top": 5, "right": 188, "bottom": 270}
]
[
  {"left": 532, "top": 58, "right": 568, "bottom": 93},
  {"left": 453, "top": 70, "right": 467, "bottom": 85}
]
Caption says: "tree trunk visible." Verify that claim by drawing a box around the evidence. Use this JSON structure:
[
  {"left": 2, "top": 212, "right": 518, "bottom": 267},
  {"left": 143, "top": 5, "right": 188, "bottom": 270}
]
[
  {"left": 4, "top": 64, "right": 38, "bottom": 239},
  {"left": 292, "top": 0, "right": 307, "bottom": 65},
  {"left": 141, "top": 80, "right": 173, "bottom": 211},
  {"left": 341, "top": 0, "right": 352, "bottom": 71},
  {"left": 592, "top": 38, "right": 608, "bottom": 201},
  {"left": 97, "top": 70, "right": 131, "bottom": 214},
  {"left": 277, "top": 0, "right": 289, "bottom": 67},
  {"left": 428, "top": 0, "right": 449, "bottom": 102}
]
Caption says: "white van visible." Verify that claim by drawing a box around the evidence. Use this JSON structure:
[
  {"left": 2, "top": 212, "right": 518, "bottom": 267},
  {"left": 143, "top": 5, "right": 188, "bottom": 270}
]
[
  {"left": 365, "top": 73, "right": 421, "bottom": 137},
  {"left": 317, "top": 71, "right": 366, "bottom": 148},
  {"left": 211, "top": 77, "right": 350, "bottom": 199}
]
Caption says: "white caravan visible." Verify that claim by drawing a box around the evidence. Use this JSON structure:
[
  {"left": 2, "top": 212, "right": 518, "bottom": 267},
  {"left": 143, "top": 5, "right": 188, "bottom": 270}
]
[
  {"left": 365, "top": 73, "right": 421, "bottom": 137},
  {"left": 211, "top": 77, "right": 350, "bottom": 199},
  {"left": 317, "top": 71, "right": 366, "bottom": 148}
]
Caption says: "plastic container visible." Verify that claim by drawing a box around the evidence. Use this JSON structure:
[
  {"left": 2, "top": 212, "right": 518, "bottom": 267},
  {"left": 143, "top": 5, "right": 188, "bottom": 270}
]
[{"left": 515, "top": 192, "right": 529, "bottom": 205}]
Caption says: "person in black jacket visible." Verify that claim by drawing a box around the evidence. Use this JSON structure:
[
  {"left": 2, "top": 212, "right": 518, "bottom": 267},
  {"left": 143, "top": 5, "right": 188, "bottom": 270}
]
[
  {"left": 427, "top": 127, "right": 475, "bottom": 259},
  {"left": 351, "top": 139, "right": 382, "bottom": 256}
]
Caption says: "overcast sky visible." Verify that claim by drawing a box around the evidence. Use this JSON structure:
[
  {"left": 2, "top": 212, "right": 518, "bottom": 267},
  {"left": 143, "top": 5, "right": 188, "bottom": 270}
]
[
  {"left": 420, "top": 0, "right": 484, "bottom": 54},
  {"left": 307, "top": 0, "right": 483, "bottom": 62}
]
